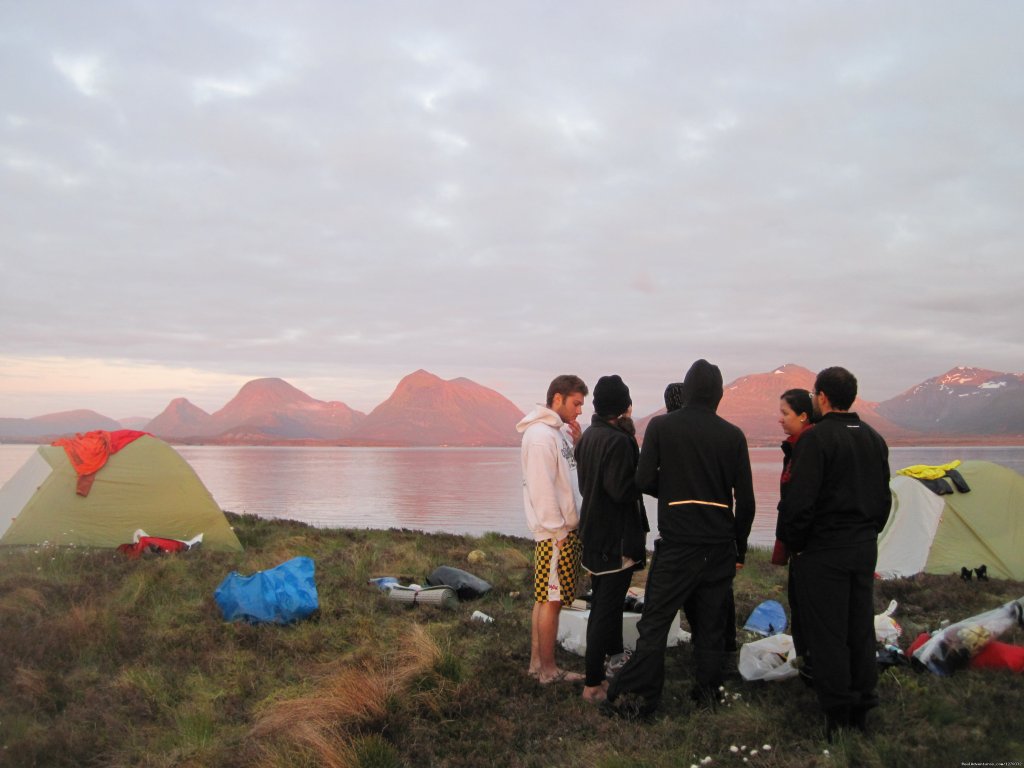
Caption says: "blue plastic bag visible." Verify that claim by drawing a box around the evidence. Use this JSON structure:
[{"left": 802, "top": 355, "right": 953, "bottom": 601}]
[
  {"left": 743, "top": 599, "right": 787, "bottom": 636},
  {"left": 214, "top": 556, "right": 319, "bottom": 624}
]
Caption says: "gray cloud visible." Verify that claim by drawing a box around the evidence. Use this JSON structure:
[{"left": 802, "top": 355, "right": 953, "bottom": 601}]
[{"left": 2, "top": 1, "right": 1022, "bottom": 419}]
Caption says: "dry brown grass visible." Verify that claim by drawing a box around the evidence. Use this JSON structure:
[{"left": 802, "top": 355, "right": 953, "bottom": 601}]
[{"left": 250, "top": 623, "right": 450, "bottom": 767}]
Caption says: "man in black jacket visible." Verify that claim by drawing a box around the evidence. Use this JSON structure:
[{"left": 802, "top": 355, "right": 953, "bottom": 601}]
[
  {"left": 604, "top": 359, "right": 755, "bottom": 718},
  {"left": 780, "top": 366, "right": 891, "bottom": 739}
]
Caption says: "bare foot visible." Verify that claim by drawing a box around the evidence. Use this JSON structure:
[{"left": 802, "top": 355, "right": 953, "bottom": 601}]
[{"left": 582, "top": 685, "right": 607, "bottom": 704}]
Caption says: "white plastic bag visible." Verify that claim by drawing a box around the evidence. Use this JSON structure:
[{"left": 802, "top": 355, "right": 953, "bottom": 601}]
[
  {"left": 874, "top": 599, "right": 902, "bottom": 644},
  {"left": 738, "top": 633, "right": 799, "bottom": 681}
]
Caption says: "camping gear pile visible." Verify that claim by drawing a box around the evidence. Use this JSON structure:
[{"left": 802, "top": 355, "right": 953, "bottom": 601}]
[{"left": 368, "top": 565, "right": 492, "bottom": 611}]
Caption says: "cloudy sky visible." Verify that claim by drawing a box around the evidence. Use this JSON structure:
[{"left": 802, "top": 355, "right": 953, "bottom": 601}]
[{"left": 1, "top": 1, "right": 1021, "bottom": 420}]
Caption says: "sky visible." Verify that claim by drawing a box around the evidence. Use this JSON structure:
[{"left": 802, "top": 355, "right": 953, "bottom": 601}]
[{"left": 2, "top": 1, "right": 1022, "bottom": 421}]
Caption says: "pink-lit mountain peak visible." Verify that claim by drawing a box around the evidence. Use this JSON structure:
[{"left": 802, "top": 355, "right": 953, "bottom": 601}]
[{"left": 215, "top": 377, "right": 318, "bottom": 415}]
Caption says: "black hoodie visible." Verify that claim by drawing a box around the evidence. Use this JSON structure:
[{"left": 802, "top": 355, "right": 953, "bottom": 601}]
[{"left": 636, "top": 359, "right": 756, "bottom": 561}]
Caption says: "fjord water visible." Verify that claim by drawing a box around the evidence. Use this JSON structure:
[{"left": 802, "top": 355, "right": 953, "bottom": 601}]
[{"left": 2, "top": 444, "right": 1022, "bottom": 548}]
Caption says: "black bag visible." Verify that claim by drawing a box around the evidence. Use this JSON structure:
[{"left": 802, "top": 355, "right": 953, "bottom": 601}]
[{"left": 426, "top": 566, "right": 492, "bottom": 600}]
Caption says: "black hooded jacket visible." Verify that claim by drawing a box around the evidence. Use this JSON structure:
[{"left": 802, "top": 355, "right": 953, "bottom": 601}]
[
  {"left": 575, "top": 415, "right": 649, "bottom": 573},
  {"left": 635, "top": 359, "right": 756, "bottom": 562}
]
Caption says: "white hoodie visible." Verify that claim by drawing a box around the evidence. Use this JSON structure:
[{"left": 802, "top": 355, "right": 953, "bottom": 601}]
[{"left": 516, "top": 405, "right": 581, "bottom": 542}]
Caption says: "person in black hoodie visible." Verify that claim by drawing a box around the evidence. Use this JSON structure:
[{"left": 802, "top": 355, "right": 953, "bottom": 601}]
[
  {"left": 603, "top": 359, "right": 755, "bottom": 718},
  {"left": 780, "top": 367, "right": 890, "bottom": 739},
  {"left": 574, "top": 375, "right": 649, "bottom": 704}
]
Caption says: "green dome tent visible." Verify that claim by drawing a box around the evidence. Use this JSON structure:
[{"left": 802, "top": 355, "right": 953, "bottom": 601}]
[
  {"left": 876, "top": 460, "right": 1023, "bottom": 580},
  {"left": 0, "top": 435, "right": 242, "bottom": 551}
]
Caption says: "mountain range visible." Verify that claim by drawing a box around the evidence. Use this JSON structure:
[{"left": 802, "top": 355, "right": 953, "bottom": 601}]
[{"left": 2, "top": 365, "right": 1022, "bottom": 446}]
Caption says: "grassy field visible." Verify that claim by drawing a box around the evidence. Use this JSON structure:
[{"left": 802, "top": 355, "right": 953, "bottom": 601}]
[{"left": 1, "top": 513, "right": 1022, "bottom": 768}]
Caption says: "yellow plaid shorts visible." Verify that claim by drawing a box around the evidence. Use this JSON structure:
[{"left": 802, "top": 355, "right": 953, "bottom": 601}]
[{"left": 534, "top": 530, "right": 581, "bottom": 604}]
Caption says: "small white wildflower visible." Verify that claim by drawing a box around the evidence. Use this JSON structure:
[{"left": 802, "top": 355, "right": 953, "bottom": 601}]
[
  {"left": 729, "top": 746, "right": 739, "bottom": 753},
  {"left": 763, "top": 744, "right": 772, "bottom": 751},
  {"left": 824, "top": 748, "right": 831, "bottom": 756},
  {"left": 750, "top": 750, "right": 758, "bottom": 757},
  {"left": 701, "top": 757, "right": 712, "bottom": 765}
]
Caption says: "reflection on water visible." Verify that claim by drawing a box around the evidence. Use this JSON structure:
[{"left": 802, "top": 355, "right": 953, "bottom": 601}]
[
  {"left": 2, "top": 443, "right": 1022, "bottom": 548},
  {"left": 174, "top": 446, "right": 528, "bottom": 539}
]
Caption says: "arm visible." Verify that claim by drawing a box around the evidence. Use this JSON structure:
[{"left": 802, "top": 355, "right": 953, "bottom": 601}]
[
  {"left": 874, "top": 436, "right": 893, "bottom": 532},
  {"left": 732, "top": 437, "right": 756, "bottom": 564},
  {"left": 524, "top": 441, "right": 570, "bottom": 538},
  {"left": 635, "top": 419, "right": 660, "bottom": 497},
  {"left": 602, "top": 435, "right": 640, "bottom": 504},
  {"left": 780, "top": 433, "right": 823, "bottom": 553}
]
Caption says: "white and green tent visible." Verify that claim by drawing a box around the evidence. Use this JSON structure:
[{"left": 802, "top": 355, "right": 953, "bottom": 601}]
[
  {"left": 876, "top": 460, "right": 1024, "bottom": 580},
  {"left": 0, "top": 435, "right": 242, "bottom": 551}
]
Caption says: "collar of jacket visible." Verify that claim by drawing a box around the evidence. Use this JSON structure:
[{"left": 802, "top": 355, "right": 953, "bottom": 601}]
[
  {"left": 588, "top": 414, "right": 627, "bottom": 432},
  {"left": 781, "top": 423, "right": 812, "bottom": 457}
]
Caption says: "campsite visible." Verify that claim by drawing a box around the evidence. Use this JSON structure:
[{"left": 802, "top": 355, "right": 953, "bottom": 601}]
[{"left": 2, "top": 506, "right": 1023, "bottom": 767}]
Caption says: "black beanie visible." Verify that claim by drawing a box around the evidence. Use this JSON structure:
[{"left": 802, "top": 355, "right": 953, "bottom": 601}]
[{"left": 593, "top": 375, "right": 631, "bottom": 417}]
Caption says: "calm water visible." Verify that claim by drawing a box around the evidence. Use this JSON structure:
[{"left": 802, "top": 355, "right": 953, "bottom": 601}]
[{"left": 2, "top": 444, "right": 1022, "bottom": 548}]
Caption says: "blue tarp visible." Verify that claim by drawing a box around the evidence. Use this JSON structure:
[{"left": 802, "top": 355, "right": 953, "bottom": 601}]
[
  {"left": 743, "top": 599, "right": 787, "bottom": 636},
  {"left": 214, "top": 556, "right": 319, "bottom": 624}
]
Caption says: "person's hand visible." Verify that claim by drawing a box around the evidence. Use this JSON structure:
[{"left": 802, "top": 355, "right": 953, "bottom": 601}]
[{"left": 566, "top": 419, "right": 582, "bottom": 444}]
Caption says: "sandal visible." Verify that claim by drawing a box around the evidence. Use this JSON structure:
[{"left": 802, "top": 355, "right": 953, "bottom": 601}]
[{"left": 539, "top": 669, "right": 584, "bottom": 685}]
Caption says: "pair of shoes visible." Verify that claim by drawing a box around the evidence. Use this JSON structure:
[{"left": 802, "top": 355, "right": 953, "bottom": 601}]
[
  {"left": 538, "top": 669, "right": 584, "bottom": 685},
  {"left": 975, "top": 565, "right": 989, "bottom": 581},
  {"left": 605, "top": 650, "right": 632, "bottom": 680}
]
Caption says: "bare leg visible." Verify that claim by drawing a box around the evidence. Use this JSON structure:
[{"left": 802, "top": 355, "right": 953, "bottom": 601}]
[
  {"left": 535, "top": 601, "right": 582, "bottom": 683},
  {"left": 529, "top": 602, "right": 543, "bottom": 676}
]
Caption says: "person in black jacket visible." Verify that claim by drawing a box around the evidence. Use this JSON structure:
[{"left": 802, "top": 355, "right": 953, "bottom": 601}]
[
  {"left": 603, "top": 359, "right": 755, "bottom": 718},
  {"left": 780, "top": 367, "right": 891, "bottom": 739},
  {"left": 574, "top": 375, "right": 649, "bottom": 704}
]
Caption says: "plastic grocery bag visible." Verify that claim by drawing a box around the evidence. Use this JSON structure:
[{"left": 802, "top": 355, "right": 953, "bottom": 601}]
[
  {"left": 874, "top": 599, "right": 902, "bottom": 644},
  {"left": 214, "top": 556, "right": 319, "bottom": 624},
  {"left": 912, "top": 597, "right": 1024, "bottom": 676},
  {"left": 738, "top": 633, "right": 799, "bottom": 681}
]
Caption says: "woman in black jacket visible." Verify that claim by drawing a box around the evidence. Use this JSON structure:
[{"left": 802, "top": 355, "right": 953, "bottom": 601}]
[
  {"left": 773, "top": 387, "right": 814, "bottom": 678},
  {"left": 574, "top": 375, "right": 649, "bottom": 704}
]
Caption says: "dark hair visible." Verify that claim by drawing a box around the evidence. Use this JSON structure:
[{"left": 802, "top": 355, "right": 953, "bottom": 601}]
[
  {"left": 664, "top": 382, "right": 686, "bottom": 412},
  {"left": 814, "top": 367, "right": 858, "bottom": 411},
  {"left": 546, "top": 374, "right": 588, "bottom": 407},
  {"left": 780, "top": 388, "right": 813, "bottom": 419}
]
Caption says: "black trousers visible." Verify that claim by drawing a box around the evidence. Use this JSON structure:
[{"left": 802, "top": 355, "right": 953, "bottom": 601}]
[
  {"left": 791, "top": 541, "right": 879, "bottom": 717},
  {"left": 606, "top": 539, "right": 735, "bottom": 712},
  {"left": 585, "top": 567, "right": 635, "bottom": 686}
]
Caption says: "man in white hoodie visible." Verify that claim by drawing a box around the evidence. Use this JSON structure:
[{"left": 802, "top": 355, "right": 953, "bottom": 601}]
[{"left": 516, "top": 374, "right": 588, "bottom": 684}]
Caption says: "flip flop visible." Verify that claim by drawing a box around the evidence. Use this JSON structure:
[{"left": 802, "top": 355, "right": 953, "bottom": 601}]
[{"left": 539, "top": 669, "right": 584, "bottom": 685}]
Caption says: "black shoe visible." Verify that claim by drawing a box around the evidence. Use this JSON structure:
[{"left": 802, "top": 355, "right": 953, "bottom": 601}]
[
  {"left": 688, "top": 683, "right": 720, "bottom": 711},
  {"left": 599, "top": 693, "right": 654, "bottom": 723},
  {"left": 825, "top": 706, "right": 850, "bottom": 743},
  {"left": 960, "top": 567, "right": 973, "bottom": 581},
  {"left": 975, "top": 565, "right": 989, "bottom": 581},
  {"left": 849, "top": 707, "right": 868, "bottom": 734}
]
